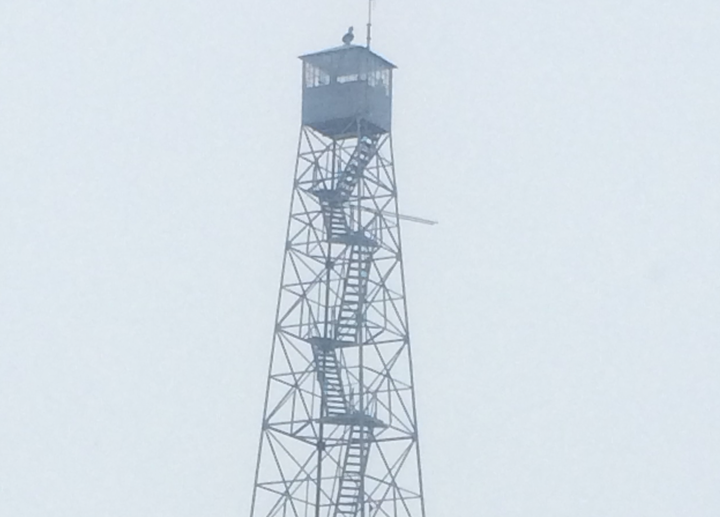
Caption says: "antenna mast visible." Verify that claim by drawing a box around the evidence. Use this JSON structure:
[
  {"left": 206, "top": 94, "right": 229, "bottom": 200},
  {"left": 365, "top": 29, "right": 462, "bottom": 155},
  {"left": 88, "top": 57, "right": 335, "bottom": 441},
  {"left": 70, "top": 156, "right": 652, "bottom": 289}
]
[{"left": 366, "top": 0, "right": 373, "bottom": 48}]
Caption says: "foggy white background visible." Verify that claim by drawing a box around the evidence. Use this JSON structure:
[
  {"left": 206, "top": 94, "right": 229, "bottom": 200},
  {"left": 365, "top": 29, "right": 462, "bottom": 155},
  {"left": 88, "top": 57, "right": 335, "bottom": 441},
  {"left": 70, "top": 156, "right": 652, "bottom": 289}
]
[{"left": 1, "top": 1, "right": 719, "bottom": 515}]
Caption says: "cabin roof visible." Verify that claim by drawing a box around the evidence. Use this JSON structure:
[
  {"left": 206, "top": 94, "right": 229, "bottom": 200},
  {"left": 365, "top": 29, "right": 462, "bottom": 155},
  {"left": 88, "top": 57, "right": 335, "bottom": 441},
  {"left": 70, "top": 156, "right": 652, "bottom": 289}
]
[{"left": 300, "top": 44, "right": 397, "bottom": 72}]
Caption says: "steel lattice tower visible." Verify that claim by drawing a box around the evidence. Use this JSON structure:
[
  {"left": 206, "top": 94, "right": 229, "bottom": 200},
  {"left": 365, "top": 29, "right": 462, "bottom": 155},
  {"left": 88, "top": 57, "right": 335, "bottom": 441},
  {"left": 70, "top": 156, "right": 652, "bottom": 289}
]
[{"left": 250, "top": 39, "right": 426, "bottom": 517}]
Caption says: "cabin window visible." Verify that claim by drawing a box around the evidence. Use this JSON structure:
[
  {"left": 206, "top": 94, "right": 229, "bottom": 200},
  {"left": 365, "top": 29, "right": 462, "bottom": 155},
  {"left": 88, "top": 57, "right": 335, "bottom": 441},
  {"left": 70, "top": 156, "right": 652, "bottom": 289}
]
[
  {"left": 337, "top": 73, "right": 360, "bottom": 84},
  {"left": 304, "top": 64, "right": 330, "bottom": 88},
  {"left": 367, "top": 68, "right": 391, "bottom": 95},
  {"left": 335, "top": 68, "right": 391, "bottom": 94}
]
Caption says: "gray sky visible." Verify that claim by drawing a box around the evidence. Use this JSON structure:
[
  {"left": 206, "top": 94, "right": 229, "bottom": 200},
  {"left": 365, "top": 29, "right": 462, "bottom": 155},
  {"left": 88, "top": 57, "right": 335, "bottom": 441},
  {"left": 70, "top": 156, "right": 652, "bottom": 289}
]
[{"left": 1, "top": 1, "right": 719, "bottom": 516}]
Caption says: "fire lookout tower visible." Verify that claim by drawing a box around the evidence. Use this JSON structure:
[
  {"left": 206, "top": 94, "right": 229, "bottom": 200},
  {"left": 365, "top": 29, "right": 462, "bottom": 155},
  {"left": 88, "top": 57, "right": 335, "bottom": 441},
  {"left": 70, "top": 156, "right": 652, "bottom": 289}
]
[{"left": 250, "top": 35, "right": 427, "bottom": 517}]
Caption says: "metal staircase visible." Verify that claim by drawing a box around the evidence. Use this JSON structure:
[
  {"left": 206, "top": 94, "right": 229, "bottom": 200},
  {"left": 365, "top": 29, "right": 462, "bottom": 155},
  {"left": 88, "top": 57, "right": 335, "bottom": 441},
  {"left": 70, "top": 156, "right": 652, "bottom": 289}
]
[
  {"left": 320, "top": 202, "right": 350, "bottom": 242},
  {"left": 335, "top": 135, "right": 376, "bottom": 199},
  {"left": 313, "top": 343, "right": 349, "bottom": 417},
  {"left": 334, "top": 244, "right": 373, "bottom": 343},
  {"left": 309, "top": 134, "right": 381, "bottom": 516},
  {"left": 314, "top": 134, "right": 378, "bottom": 244},
  {"left": 334, "top": 424, "right": 373, "bottom": 517}
]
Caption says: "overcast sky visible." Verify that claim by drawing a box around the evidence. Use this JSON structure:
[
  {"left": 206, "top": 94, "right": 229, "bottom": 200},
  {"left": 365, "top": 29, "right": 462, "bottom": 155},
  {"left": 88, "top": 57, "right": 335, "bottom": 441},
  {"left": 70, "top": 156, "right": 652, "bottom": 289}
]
[{"left": 1, "top": 1, "right": 719, "bottom": 516}]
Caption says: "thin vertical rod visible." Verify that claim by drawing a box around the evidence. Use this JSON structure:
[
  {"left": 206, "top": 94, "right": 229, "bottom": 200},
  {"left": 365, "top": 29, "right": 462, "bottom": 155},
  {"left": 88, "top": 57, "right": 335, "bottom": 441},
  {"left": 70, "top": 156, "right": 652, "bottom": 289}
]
[{"left": 366, "top": 0, "right": 372, "bottom": 49}]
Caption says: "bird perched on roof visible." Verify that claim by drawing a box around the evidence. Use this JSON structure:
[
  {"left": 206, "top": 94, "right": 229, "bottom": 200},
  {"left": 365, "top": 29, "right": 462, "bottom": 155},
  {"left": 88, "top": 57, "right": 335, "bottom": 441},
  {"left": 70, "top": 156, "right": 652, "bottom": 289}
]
[{"left": 342, "top": 26, "right": 354, "bottom": 45}]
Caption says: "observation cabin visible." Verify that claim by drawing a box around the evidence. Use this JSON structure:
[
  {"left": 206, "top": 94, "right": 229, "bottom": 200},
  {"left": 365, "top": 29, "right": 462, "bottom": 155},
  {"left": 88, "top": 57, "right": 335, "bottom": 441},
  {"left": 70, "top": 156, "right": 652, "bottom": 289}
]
[{"left": 300, "top": 44, "right": 396, "bottom": 139}]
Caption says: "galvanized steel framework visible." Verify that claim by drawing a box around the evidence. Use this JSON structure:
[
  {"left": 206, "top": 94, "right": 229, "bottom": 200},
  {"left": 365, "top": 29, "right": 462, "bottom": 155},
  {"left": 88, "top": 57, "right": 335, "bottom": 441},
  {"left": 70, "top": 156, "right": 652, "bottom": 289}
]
[{"left": 250, "top": 70, "right": 426, "bottom": 517}]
